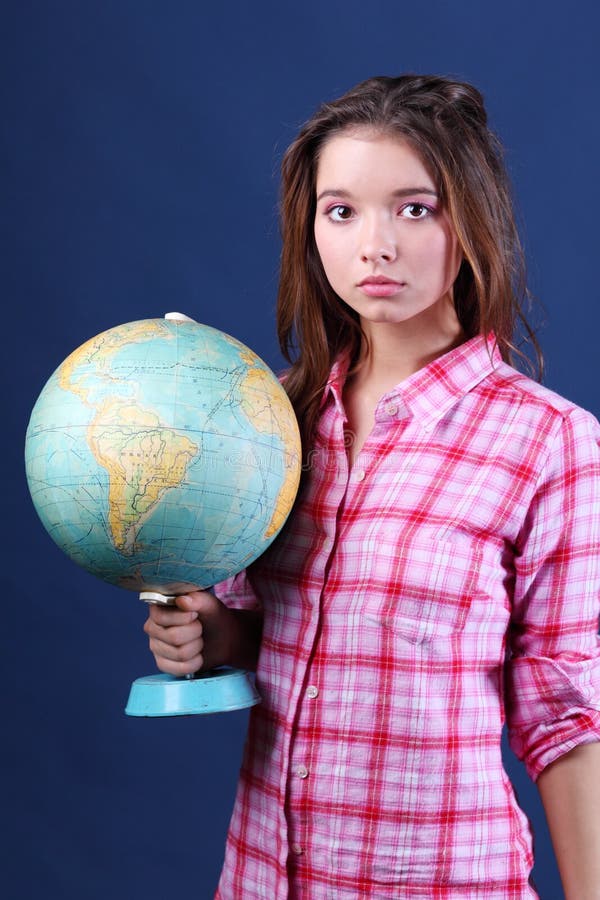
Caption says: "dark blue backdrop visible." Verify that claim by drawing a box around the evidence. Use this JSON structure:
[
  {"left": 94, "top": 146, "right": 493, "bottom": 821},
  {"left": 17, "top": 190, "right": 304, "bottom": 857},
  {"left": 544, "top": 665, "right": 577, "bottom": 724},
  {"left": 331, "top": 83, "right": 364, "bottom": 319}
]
[{"left": 3, "top": 2, "right": 599, "bottom": 898}]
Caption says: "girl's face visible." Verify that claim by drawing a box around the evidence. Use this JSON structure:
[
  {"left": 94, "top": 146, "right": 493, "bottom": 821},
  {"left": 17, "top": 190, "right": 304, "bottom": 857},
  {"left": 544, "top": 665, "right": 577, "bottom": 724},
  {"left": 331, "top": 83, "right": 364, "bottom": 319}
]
[{"left": 313, "top": 128, "right": 463, "bottom": 337}]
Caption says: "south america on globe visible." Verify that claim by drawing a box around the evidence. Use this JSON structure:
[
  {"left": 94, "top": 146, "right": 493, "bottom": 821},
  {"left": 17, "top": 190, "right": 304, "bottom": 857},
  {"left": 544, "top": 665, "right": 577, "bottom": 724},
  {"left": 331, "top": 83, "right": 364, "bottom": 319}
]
[{"left": 25, "top": 315, "right": 302, "bottom": 596}]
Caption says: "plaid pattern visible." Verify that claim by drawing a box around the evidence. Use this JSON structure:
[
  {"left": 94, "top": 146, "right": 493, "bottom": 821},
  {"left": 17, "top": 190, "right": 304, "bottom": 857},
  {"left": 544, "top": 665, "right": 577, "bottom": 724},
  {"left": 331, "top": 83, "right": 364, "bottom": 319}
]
[{"left": 215, "top": 335, "right": 600, "bottom": 899}]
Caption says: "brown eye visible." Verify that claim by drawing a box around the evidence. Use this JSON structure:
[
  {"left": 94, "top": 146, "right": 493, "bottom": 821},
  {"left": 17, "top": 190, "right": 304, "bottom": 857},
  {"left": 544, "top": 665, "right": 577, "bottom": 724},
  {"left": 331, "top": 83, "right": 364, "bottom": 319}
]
[
  {"left": 329, "top": 205, "right": 354, "bottom": 221},
  {"left": 401, "top": 203, "right": 430, "bottom": 219}
]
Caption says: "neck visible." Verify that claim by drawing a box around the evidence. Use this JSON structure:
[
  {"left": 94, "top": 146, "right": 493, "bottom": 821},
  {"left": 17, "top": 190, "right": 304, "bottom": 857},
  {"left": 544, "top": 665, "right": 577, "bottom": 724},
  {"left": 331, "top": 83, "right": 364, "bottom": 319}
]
[{"left": 355, "top": 306, "right": 465, "bottom": 389}]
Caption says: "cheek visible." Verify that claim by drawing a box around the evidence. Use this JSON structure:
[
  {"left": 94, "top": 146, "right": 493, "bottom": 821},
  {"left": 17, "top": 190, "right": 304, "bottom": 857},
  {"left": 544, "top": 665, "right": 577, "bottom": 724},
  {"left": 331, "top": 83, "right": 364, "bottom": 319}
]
[
  {"left": 313, "top": 222, "right": 328, "bottom": 267},
  {"left": 314, "top": 226, "right": 344, "bottom": 274},
  {"left": 438, "top": 220, "right": 463, "bottom": 281},
  {"left": 417, "top": 229, "right": 461, "bottom": 285},
  {"left": 447, "top": 237, "right": 464, "bottom": 283}
]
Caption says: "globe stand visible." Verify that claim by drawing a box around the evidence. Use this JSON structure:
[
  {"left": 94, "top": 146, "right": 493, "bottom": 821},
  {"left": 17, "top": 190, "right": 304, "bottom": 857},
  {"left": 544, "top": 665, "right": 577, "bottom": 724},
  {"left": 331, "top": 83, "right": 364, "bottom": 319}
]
[{"left": 125, "top": 592, "right": 261, "bottom": 717}]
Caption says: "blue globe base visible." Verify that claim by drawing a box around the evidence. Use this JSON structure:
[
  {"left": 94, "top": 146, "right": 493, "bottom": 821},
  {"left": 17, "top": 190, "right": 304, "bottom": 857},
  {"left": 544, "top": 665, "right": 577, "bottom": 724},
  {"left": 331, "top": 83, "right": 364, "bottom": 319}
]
[{"left": 125, "top": 667, "right": 261, "bottom": 716}]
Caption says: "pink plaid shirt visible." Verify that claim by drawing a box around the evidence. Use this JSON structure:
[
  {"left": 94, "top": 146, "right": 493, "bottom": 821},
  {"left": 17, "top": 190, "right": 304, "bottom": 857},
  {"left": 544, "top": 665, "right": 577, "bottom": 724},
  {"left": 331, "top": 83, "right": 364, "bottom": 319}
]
[{"left": 214, "top": 335, "right": 600, "bottom": 899}]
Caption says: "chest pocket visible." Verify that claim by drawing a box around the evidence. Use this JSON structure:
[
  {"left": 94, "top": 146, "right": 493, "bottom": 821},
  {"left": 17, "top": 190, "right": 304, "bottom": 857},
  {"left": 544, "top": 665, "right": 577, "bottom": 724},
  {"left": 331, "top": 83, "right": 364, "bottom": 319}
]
[{"left": 361, "top": 526, "right": 484, "bottom": 644}]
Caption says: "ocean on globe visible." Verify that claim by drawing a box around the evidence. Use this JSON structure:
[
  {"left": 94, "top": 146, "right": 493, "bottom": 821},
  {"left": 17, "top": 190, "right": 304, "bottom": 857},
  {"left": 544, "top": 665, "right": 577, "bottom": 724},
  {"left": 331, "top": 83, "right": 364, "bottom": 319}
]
[{"left": 25, "top": 316, "right": 302, "bottom": 595}]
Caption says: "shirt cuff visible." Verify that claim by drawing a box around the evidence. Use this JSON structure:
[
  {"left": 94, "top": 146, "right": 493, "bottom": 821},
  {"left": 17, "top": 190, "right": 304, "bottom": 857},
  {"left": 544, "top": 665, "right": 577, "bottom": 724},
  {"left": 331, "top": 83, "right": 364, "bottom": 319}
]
[
  {"left": 213, "top": 569, "right": 261, "bottom": 611},
  {"left": 506, "top": 651, "right": 600, "bottom": 780}
]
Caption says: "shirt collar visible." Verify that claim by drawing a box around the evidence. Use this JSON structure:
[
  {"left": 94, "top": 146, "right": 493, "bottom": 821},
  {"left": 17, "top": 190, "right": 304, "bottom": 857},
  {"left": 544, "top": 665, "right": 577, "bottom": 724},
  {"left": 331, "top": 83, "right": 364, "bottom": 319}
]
[
  {"left": 392, "top": 334, "right": 502, "bottom": 429},
  {"left": 321, "top": 334, "right": 502, "bottom": 428},
  {"left": 321, "top": 353, "right": 351, "bottom": 416}
]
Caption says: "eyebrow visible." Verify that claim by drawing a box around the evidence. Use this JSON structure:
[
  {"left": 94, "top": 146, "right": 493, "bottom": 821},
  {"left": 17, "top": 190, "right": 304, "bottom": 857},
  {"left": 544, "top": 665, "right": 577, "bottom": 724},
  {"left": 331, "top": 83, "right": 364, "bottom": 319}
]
[{"left": 316, "top": 187, "right": 438, "bottom": 202}]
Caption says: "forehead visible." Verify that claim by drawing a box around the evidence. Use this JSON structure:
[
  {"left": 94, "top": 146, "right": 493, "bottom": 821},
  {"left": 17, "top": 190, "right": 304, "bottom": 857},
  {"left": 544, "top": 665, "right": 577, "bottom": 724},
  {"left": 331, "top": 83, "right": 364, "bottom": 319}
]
[{"left": 315, "top": 127, "right": 435, "bottom": 191}]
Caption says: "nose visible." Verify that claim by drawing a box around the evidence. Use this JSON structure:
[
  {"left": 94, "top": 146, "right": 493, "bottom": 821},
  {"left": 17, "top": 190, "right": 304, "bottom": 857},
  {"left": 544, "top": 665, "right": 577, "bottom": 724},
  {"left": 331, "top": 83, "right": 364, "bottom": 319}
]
[{"left": 359, "top": 215, "right": 397, "bottom": 264}]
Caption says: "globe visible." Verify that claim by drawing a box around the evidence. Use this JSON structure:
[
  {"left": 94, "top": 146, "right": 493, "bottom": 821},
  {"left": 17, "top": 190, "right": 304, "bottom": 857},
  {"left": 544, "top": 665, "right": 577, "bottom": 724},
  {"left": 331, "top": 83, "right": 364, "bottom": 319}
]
[{"left": 25, "top": 315, "right": 302, "bottom": 596}]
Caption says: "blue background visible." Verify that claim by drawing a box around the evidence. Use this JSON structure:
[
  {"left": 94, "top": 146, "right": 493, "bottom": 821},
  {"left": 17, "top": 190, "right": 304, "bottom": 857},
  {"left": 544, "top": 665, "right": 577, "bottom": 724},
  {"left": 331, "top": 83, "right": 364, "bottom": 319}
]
[{"left": 3, "top": 2, "right": 599, "bottom": 898}]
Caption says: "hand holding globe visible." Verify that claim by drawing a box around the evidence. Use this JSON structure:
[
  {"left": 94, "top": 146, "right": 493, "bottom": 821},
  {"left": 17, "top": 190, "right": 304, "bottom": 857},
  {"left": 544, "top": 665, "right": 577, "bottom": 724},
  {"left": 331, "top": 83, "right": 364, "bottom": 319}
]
[
  {"left": 144, "top": 588, "right": 263, "bottom": 679},
  {"left": 25, "top": 313, "right": 301, "bottom": 715}
]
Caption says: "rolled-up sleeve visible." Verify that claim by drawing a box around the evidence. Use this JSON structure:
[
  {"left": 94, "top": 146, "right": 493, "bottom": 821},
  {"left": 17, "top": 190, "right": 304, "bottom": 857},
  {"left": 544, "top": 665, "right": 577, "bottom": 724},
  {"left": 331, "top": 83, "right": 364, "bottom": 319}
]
[
  {"left": 506, "top": 406, "right": 600, "bottom": 781},
  {"left": 213, "top": 569, "right": 261, "bottom": 611}
]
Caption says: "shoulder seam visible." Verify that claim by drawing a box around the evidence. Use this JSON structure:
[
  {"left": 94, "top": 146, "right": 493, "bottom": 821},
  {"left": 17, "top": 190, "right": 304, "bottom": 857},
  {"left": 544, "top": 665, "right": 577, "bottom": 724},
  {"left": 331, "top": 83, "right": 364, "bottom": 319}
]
[{"left": 487, "top": 363, "right": 579, "bottom": 420}]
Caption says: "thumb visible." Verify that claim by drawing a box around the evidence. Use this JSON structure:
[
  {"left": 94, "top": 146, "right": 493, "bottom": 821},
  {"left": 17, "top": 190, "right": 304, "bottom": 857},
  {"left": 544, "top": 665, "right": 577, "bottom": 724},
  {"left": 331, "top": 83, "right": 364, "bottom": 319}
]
[{"left": 175, "top": 590, "right": 222, "bottom": 617}]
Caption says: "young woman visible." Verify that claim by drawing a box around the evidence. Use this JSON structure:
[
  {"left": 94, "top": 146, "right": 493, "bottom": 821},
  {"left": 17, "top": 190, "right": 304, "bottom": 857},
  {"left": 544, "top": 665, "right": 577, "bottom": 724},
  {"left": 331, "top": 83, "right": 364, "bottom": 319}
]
[{"left": 144, "top": 75, "right": 600, "bottom": 898}]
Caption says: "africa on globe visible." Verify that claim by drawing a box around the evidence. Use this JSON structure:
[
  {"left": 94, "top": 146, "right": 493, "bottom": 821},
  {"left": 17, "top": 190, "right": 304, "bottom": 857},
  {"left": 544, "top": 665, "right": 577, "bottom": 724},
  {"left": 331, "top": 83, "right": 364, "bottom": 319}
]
[{"left": 25, "top": 314, "right": 302, "bottom": 596}]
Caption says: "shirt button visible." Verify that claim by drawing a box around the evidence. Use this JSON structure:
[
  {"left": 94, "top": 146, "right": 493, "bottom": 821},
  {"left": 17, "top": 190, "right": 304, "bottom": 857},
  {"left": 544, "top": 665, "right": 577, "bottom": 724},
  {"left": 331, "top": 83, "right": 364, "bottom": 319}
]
[
  {"left": 291, "top": 843, "right": 304, "bottom": 856},
  {"left": 323, "top": 536, "right": 333, "bottom": 551},
  {"left": 306, "top": 685, "right": 319, "bottom": 699},
  {"left": 296, "top": 764, "right": 309, "bottom": 779},
  {"left": 355, "top": 469, "right": 366, "bottom": 482},
  {"left": 385, "top": 402, "right": 398, "bottom": 416}
]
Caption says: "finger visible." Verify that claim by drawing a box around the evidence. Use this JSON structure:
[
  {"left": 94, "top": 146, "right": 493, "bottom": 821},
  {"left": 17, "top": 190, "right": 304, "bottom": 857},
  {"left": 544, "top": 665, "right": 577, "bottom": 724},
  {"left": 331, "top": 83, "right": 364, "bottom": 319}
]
[
  {"left": 149, "top": 634, "right": 203, "bottom": 665},
  {"left": 144, "top": 619, "right": 203, "bottom": 647},
  {"left": 154, "top": 653, "right": 204, "bottom": 678},
  {"left": 175, "top": 591, "right": 218, "bottom": 614},
  {"left": 147, "top": 605, "right": 199, "bottom": 627}
]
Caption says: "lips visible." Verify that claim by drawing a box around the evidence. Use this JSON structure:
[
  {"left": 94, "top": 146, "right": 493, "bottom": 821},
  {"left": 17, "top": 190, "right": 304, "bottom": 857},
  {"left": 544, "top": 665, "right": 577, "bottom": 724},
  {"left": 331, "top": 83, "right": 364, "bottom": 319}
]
[
  {"left": 357, "top": 275, "right": 405, "bottom": 298},
  {"left": 358, "top": 275, "right": 403, "bottom": 285}
]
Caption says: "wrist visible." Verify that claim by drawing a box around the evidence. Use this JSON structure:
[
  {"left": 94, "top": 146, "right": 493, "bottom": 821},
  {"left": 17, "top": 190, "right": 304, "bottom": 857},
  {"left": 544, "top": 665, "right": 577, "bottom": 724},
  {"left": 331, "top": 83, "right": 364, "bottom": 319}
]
[{"left": 226, "top": 608, "right": 263, "bottom": 671}]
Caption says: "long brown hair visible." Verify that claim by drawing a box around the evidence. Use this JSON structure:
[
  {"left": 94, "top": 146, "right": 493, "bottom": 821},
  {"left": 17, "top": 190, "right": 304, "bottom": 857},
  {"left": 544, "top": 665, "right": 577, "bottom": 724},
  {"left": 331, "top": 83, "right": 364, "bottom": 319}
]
[{"left": 276, "top": 74, "right": 541, "bottom": 459}]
